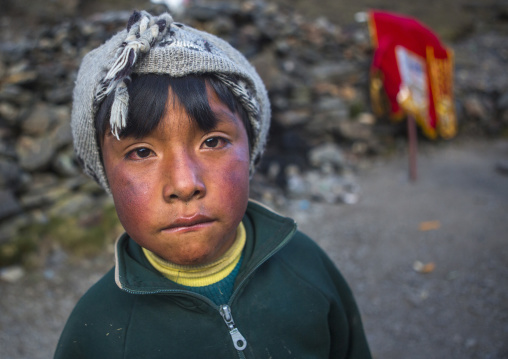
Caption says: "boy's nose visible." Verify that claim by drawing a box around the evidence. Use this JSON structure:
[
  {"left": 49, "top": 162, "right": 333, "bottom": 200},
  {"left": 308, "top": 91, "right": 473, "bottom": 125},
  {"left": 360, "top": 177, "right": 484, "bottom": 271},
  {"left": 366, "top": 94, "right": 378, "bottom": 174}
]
[{"left": 162, "top": 151, "right": 205, "bottom": 202}]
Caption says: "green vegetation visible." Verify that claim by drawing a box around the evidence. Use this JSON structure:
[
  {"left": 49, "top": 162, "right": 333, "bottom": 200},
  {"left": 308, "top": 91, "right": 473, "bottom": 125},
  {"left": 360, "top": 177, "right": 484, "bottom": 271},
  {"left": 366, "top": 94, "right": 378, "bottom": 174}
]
[
  {"left": 349, "top": 101, "right": 365, "bottom": 119},
  {"left": 0, "top": 204, "right": 122, "bottom": 267}
]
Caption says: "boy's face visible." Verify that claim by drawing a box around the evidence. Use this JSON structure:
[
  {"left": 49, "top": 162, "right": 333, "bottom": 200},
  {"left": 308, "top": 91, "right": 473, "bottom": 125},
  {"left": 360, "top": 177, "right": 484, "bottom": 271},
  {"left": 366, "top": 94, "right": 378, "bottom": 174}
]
[{"left": 102, "top": 86, "right": 250, "bottom": 266}]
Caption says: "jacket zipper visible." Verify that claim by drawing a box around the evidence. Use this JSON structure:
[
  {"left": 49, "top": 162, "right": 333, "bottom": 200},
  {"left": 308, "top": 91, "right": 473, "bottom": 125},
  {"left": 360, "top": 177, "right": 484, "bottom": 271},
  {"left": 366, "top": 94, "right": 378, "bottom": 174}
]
[{"left": 220, "top": 304, "right": 247, "bottom": 352}]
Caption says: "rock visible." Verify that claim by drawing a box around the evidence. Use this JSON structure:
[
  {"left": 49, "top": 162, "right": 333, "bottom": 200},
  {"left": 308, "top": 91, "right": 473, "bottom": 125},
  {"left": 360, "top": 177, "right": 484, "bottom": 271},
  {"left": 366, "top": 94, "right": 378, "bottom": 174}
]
[
  {"left": 310, "top": 61, "right": 360, "bottom": 82},
  {"left": 282, "top": 160, "right": 360, "bottom": 205},
  {"left": 275, "top": 39, "right": 291, "bottom": 56},
  {"left": 275, "top": 109, "right": 310, "bottom": 127},
  {"left": 44, "top": 83, "right": 74, "bottom": 104},
  {"left": 0, "top": 137, "right": 17, "bottom": 159},
  {"left": 16, "top": 136, "right": 56, "bottom": 172},
  {"left": 52, "top": 105, "right": 71, "bottom": 124},
  {"left": 454, "top": 33, "right": 508, "bottom": 94},
  {"left": 87, "top": 10, "right": 132, "bottom": 25},
  {"left": 306, "top": 170, "right": 359, "bottom": 204},
  {"left": 315, "top": 97, "right": 349, "bottom": 115},
  {"left": 289, "top": 85, "right": 313, "bottom": 107},
  {"left": 249, "top": 50, "right": 283, "bottom": 90},
  {"left": 15, "top": 172, "right": 55, "bottom": 200},
  {"left": 52, "top": 150, "right": 80, "bottom": 177},
  {"left": 279, "top": 131, "right": 310, "bottom": 154},
  {"left": 0, "top": 159, "right": 23, "bottom": 188},
  {"left": 0, "top": 265, "right": 25, "bottom": 283},
  {"left": 308, "top": 143, "right": 345, "bottom": 170},
  {"left": 254, "top": 5, "right": 291, "bottom": 40},
  {"left": 341, "top": 190, "right": 359, "bottom": 205},
  {"left": 0, "top": 190, "right": 22, "bottom": 220},
  {"left": 303, "top": 113, "right": 341, "bottom": 141},
  {"left": 49, "top": 121, "right": 73, "bottom": 149},
  {"left": 337, "top": 120, "right": 374, "bottom": 142},
  {"left": 271, "top": 93, "right": 290, "bottom": 112},
  {"left": 186, "top": 3, "right": 241, "bottom": 22},
  {"left": 20, "top": 184, "right": 68, "bottom": 210},
  {"left": 357, "top": 112, "right": 376, "bottom": 125},
  {"left": 3, "top": 70, "right": 38, "bottom": 85},
  {"left": 21, "top": 102, "right": 55, "bottom": 136},
  {"left": 0, "top": 213, "right": 30, "bottom": 244},
  {"left": 0, "top": 56, "right": 5, "bottom": 78},
  {"left": 3, "top": 61, "right": 37, "bottom": 86},
  {"left": 0, "top": 84, "right": 34, "bottom": 106},
  {"left": 0, "top": 102, "right": 20, "bottom": 125},
  {"left": 285, "top": 165, "right": 308, "bottom": 198},
  {"left": 48, "top": 192, "right": 96, "bottom": 217},
  {"left": 463, "top": 96, "right": 487, "bottom": 120},
  {"left": 498, "top": 92, "right": 508, "bottom": 111}
]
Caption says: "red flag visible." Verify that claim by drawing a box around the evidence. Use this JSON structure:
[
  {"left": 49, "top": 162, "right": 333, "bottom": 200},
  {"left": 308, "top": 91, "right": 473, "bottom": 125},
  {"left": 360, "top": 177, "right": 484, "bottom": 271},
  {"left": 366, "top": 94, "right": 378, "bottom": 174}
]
[{"left": 368, "top": 10, "right": 456, "bottom": 139}]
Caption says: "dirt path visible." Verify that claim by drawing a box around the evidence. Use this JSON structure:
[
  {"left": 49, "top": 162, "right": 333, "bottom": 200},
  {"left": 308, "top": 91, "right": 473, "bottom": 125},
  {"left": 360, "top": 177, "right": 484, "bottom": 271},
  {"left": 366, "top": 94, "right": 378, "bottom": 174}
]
[
  {"left": 1, "top": 138, "right": 507, "bottom": 359},
  {"left": 286, "top": 138, "right": 508, "bottom": 358}
]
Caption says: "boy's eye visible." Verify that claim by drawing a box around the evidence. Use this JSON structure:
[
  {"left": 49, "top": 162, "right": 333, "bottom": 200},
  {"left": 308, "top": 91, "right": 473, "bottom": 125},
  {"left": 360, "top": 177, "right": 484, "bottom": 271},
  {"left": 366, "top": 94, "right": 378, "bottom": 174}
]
[
  {"left": 136, "top": 148, "right": 151, "bottom": 157},
  {"left": 203, "top": 137, "right": 229, "bottom": 149},
  {"left": 127, "top": 147, "right": 153, "bottom": 159}
]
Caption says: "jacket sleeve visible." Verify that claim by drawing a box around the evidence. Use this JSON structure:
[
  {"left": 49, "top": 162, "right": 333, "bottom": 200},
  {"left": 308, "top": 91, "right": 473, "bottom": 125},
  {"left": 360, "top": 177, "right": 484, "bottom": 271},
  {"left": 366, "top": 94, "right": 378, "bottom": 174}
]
[
  {"left": 321, "top": 250, "right": 372, "bottom": 359},
  {"left": 281, "top": 231, "right": 372, "bottom": 359}
]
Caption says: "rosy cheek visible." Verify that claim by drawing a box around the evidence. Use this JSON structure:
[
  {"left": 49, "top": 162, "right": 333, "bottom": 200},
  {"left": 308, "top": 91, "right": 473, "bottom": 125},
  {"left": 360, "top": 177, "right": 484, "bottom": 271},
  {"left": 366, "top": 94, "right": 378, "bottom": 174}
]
[
  {"left": 218, "top": 155, "right": 250, "bottom": 210},
  {"left": 111, "top": 170, "right": 153, "bottom": 225}
]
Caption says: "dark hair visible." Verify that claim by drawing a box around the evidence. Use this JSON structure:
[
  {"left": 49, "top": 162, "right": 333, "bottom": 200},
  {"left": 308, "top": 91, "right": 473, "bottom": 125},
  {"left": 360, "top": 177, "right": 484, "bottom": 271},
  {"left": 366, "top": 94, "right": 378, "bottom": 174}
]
[{"left": 95, "top": 74, "right": 253, "bottom": 151}]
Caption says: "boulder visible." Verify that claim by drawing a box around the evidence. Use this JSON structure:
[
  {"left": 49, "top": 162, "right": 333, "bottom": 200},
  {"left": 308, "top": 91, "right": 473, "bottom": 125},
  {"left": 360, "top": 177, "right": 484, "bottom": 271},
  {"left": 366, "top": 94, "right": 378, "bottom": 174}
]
[
  {"left": 0, "top": 159, "right": 23, "bottom": 189},
  {"left": 0, "top": 190, "right": 22, "bottom": 221},
  {"left": 16, "top": 136, "right": 56, "bottom": 172},
  {"left": 21, "top": 102, "right": 56, "bottom": 136}
]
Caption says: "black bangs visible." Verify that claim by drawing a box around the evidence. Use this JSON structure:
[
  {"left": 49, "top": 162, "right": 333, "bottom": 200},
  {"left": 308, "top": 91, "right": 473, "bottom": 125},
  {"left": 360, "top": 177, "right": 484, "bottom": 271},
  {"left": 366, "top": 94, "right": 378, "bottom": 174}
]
[
  {"left": 124, "top": 74, "right": 171, "bottom": 138},
  {"left": 95, "top": 74, "right": 252, "bottom": 151}
]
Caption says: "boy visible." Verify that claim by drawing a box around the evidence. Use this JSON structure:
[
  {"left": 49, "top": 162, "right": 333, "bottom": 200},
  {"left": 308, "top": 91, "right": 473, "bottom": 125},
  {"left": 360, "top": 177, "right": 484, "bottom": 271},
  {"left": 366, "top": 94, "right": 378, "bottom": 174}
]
[{"left": 55, "top": 10, "right": 371, "bottom": 358}]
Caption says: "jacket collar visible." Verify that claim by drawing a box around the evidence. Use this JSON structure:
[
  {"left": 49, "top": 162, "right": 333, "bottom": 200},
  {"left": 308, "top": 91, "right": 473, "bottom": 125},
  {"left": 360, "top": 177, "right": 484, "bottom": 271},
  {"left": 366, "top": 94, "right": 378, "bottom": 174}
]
[{"left": 114, "top": 200, "right": 297, "bottom": 297}]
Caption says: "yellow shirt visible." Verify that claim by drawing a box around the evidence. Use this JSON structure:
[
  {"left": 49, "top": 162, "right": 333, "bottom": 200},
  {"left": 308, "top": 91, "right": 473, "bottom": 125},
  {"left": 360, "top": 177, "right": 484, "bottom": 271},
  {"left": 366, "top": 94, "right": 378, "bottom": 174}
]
[{"left": 143, "top": 222, "right": 245, "bottom": 287}]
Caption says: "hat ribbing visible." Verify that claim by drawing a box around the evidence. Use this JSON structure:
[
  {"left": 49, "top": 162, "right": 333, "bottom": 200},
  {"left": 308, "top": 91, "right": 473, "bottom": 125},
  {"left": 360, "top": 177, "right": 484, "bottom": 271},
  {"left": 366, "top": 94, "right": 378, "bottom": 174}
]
[{"left": 72, "top": 10, "right": 270, "bottom": 192}]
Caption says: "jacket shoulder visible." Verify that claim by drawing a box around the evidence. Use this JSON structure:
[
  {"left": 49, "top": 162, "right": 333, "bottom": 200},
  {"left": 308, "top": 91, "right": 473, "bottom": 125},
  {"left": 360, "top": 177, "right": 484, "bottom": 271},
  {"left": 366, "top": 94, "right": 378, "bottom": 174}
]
[
  {"left": 70, "top": 267, "right": 135, "bottom": 312},
  {"left": 280, "top": 231, "right": 336, "bottom": 270},
  {"left": 272, "top": 230, "right": 356, "bottom": 316},
  {"left": 54, "top": 268, "right": 135, "bottom": 358}
]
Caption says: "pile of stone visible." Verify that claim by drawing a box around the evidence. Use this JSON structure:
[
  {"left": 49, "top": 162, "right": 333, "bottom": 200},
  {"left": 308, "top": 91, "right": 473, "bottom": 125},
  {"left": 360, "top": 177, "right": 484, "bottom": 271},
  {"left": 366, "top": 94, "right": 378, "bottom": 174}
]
[
  {"left": 0, "top": 11, "right": 132, "bottom": 264},
  {"left": 453, "top": 31, "right": 508, "bottom": 135},
  {"left": 0, "top": 1, "right": 506, "bottom": 265}
]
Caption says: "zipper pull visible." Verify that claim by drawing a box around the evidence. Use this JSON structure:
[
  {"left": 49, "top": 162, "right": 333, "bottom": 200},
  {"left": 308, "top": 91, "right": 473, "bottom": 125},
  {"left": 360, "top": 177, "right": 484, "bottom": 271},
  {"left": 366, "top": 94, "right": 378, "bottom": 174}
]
[{"left": 219, "top": 304, "right": 247, "bottom": 351}]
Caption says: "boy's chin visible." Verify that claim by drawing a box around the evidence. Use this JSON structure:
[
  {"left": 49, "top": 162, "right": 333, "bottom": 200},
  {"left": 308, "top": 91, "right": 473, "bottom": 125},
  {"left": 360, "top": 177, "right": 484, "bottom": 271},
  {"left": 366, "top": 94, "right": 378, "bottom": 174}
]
[{"left": 150, "top": 240, "right": 231, "bottom": 266}]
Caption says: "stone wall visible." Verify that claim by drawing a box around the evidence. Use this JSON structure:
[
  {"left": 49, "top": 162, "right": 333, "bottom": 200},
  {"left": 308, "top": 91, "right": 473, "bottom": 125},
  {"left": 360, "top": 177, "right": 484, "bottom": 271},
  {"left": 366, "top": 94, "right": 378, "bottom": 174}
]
[{"left": 0, "top": 2, "right": 507, "bottom": 266}]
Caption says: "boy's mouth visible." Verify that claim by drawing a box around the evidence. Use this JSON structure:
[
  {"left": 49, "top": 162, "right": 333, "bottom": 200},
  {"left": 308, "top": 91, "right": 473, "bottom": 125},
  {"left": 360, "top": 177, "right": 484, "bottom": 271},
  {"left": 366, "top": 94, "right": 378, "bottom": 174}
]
[{"left": 162, "top": 214, "right": 214, "bottom": 233}]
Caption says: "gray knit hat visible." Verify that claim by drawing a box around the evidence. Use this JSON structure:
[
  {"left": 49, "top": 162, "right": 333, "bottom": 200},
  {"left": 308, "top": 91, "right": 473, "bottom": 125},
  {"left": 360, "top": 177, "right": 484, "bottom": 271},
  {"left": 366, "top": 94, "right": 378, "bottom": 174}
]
[{"left": 72, "top": 10, "right": 270, "bottom": 192}]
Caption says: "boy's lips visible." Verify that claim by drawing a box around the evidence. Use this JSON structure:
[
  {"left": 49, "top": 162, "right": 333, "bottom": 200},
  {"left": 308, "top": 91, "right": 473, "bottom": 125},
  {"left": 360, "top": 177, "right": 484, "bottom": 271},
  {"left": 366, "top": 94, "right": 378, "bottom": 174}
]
[{"left": 162, "top": 214, "right": 215, "bottom": 233}]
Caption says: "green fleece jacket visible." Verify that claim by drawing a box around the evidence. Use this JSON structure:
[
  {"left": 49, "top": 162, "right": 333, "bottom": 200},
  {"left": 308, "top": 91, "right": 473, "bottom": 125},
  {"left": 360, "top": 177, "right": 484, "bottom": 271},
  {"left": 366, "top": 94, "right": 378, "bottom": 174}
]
[{"left": 54, "top": 201, "right": 371, "bottom": 358}]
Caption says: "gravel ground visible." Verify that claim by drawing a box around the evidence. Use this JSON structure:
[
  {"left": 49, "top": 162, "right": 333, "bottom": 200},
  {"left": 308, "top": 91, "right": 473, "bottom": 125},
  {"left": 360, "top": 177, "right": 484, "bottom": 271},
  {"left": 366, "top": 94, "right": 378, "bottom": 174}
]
[
  {"left": 286, "top": 138, "right": 508, "bottom": 359},
  {"left": 1, "top": 138, "right": 507, "bottom": 359}
]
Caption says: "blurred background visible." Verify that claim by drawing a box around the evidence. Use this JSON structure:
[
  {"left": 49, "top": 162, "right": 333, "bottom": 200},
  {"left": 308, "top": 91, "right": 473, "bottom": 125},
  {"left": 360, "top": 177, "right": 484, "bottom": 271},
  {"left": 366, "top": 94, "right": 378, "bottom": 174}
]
[{"left": 0, "top": 0, "right": 507, "bottom": 358}]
